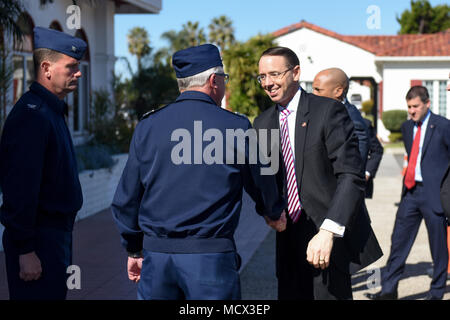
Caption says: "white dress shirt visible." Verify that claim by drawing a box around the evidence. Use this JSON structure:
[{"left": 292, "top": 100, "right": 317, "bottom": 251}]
[
  {"left": 278, "top": 88, "right": 345, "bottom": 237},
  {"left": 413, "top": 110, "right": 431, "bottom": 182}
]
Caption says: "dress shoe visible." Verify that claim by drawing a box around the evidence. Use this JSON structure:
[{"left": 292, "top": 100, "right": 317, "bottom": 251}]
[{"left": 365, "top": 290, "right": 398, "bottom": 300}]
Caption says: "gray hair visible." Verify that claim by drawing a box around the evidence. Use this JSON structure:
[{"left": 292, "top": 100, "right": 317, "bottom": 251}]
[{"left": 177, "top": 66, "right": 224, "bottom": 91}]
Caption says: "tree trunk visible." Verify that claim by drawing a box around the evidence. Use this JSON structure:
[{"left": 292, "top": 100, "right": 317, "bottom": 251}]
[{"left": 419, "top": 17, "right": 425, "bottom": 34}]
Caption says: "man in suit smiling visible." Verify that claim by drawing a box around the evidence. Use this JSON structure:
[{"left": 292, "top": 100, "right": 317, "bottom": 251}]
[{"left": 254, "top": 47, "right": 382, "bottom": 300}]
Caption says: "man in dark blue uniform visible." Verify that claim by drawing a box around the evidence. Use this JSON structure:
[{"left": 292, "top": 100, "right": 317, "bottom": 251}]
[
  {"left": 111, "top": 44, "right": 286, "bottom": 300},
  {"left": 0, "top": 27, "right": 86, "bottom": 300}
]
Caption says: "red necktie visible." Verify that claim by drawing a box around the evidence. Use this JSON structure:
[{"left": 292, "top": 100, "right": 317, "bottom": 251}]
[
  {"left": 280, "top": 108, "right": 302, "bottom": 223},
  {"left": 404, "top": 122, "right": 422, "bottom": 189}
]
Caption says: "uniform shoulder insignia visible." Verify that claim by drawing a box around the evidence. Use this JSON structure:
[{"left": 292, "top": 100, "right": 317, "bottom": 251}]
[
  {"left": 22, "top": 91, "right": 43, "bottom": 111},
  {"left": 222, "top": 108, "right": 248, "bottom": 120},
  {"left": 140, "top": 105, "right": 169, "bottom": 121}
]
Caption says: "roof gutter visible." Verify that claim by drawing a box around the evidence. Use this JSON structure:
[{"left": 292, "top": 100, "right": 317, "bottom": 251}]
[
  {"left": 118, "top": 0, "right": 162, "bottom": 13},
  {"left": 375, "top": 56, "right": 450, "bottom": 62}
]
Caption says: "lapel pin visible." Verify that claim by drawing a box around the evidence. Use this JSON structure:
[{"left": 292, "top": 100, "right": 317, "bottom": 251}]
[{"left": 302, "top": 122, "right": 307, "bottom": 127}]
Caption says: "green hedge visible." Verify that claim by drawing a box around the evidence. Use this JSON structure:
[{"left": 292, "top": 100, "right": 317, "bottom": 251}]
[
  {"left": 75, "top": 144, "right": 116, "bottom": 173},
  {"left": 388, "top": 132, "right": 403, "bottom": 143},
  {"left": 382, "top": 110, "right": 408, "bottom": 132},
  {"left": 361, "top": 100, "right": 374, "bottom": 115}
]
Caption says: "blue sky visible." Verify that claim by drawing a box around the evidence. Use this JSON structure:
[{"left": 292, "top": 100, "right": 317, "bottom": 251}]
[{"left": 114, "top": 0, "right": 447, "bottom": 76}]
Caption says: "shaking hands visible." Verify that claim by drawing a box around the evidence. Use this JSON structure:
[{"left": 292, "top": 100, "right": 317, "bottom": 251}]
[{"left": 264, "top": 210, "right": 287, "bottom": 232}]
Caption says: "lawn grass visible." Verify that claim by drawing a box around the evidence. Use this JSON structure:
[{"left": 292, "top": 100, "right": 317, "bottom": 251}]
[{"left": 383, "top": 141, "right": 405, "bottom": 149}]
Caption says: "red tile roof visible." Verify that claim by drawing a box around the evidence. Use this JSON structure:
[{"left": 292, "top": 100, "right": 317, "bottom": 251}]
[{"left": 273, "top": 21, "right": 450, "bottom": 57}]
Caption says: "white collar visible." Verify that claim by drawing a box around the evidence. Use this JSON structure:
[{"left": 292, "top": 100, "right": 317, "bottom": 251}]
[{"left": 278, "top": 87, "right": 302, "bottom": 113}]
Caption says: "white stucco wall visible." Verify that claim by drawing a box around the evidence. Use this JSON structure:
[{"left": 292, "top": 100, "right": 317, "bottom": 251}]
[
  {"left": 275, "top": 28, "right": 382, "bottom": 83},
  {"left": 348, "top": 81, "right": 372, "bottom": 105},
  {"left": 21, "top": 0, "right": 111, "bottom": 91},
  {"left": 15, "top": 1, "right": 117, "bottom": 145},
  {"left": 381, "top": 61, "right": 450, "bottom": 117}
]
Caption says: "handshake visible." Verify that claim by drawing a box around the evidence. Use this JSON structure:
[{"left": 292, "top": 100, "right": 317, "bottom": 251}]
[{"left": 264, "top": 210, "right": 287, "bottom": 232}]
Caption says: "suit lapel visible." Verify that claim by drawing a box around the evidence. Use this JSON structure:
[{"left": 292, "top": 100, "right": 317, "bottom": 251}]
[
  {"left": 262, "top": 105, "right": 280, "bottom": 158},
  {"left": 405, "top": 120, "right": 415, "bottom": 155},
  {"left": 421, "top": 112, "right": 436, "bottom": 159},
  {"left": 294, "top": 89, "right": 310, "bottom": 188}
]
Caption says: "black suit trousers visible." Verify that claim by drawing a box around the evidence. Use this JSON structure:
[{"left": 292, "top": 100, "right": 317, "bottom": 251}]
[
  {"left": 382, "top": 184, "right": 448, "bottom": 298},
  {"left": 3, "top": 226, "right": 72, "bottom": 300},
  {"left": 276, "top": 212, "right": 352, "bottom": 300}
]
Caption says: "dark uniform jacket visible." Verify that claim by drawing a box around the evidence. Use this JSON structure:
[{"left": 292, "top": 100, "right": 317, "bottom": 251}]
[
  {"left": 111, "top": 91, "right": 285, "bottom": 255},
  {"left": 441, "top": 164, "right": 450, "bottom": 220},
  {"left": 0, "top": 82, "right": 83, "bottom": 254},
  {"left": 363, "top": 118, "right": 384, "bottom": 199},
  {"left": 343, "top": 101, "right": 369, "bottom": 169}
]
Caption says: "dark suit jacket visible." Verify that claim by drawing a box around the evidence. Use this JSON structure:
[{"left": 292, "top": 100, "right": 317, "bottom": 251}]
[
  {"left": 363, "top": 118, "right": 384, "bottom": 199},
  {"left": 441, "top": 164, "right": 450, "bottom": 220},
  {"left": 401, "top": 112, "right": 450, "bottom": 213},
  {"left": 344, "top": 101, "right": 369, "bottom": 169},
  {"left": 254, "top": 89, "right": 382, "bottom": 273}
]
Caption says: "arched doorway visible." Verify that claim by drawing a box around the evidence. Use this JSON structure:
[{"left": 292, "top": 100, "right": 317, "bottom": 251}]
[{"left": 49, "top": 20, "right": 63, "bottom": 32}]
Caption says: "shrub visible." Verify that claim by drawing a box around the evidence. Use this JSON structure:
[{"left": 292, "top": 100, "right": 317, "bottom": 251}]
[
  {"left": 75, "top": 144, "right": 116, "bottom": 173},
  {"left": 388, "top": 132, "right": 403, "bottom": 143},
  {"left": 361, "top": 100, "right": 374, "bottom": 115},
  {"left": 89, "top": 89, "right": 134, "bottom": 154},
  {"left": 363, "top": 114, "right": 374, "bottom": 127},
  {"left": 382, "top": 110, "right": 408, "bottom": 132}
]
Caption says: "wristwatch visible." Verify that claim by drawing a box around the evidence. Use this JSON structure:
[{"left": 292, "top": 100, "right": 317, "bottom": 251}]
[{"left": 127, "top": 251, "right": 143, "bottom": 258}]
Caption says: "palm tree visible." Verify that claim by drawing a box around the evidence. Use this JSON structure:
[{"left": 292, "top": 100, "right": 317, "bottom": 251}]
[
  {"left": 182, "top": 21, "right": 206, "bottom": 47},
  {"left": 156, "top": 21, "right": 206, "bottom": 66},
  {"left": 0, "top": 0, "right": 24, "bottom": 132},
  {"left": 208, "top": 15, "right": 235, "bottom": 51},
  {"left": 127, "top": 27, "right": 151, "bottom": 74}
]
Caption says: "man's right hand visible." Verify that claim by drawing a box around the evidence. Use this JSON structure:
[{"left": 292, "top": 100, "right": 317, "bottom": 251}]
[
  {"left": 127, "top": 257, "right": 143, "bottom": 283},
  {"left": 264, "top": 210, "right": 287, "bottom": 232},
  {"left": 19, "top": 252, "right": 42, "bottom": 281}
]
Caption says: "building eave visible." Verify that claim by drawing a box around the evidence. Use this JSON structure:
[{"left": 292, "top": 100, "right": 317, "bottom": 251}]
[{"left": 115, "top": 0, "right": 162, "bottom": 14}]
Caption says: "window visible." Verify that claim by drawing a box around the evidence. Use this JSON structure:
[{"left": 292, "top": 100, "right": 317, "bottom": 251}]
[
  {"left": 423, "top": 80, "right": 434, "bottom": 107},
  {"left": 422, "top": 80, "right": 449, "bottom": 118},
  {"left": 12, "top": 13, "right": 34, "bottom": 105},
  {"left": 438, "top": 81, "right": 447, "bottom": 117}
]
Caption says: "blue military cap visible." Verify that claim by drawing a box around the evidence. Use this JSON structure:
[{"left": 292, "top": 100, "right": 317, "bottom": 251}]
[
  {"left": 172, "top": 44, "right": 223, "bottom": 78},
  {"left": 33, "top": 27, "right": 87, "bottom": 60}
]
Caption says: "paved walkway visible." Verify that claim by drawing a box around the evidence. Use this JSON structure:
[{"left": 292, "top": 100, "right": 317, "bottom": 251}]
[
  {"left": 241, "top": 149, "right": 450, "bottom": 300},
  {"left": 0, "top": 149, "right": 449, "bottom": 300},
  {"left": 0, "top": 190, "right": 271, "bottom": 300},
  {"left": 351, "top": 149, "right": 450, "bottom": 300}
]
